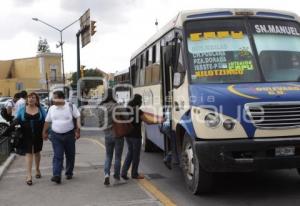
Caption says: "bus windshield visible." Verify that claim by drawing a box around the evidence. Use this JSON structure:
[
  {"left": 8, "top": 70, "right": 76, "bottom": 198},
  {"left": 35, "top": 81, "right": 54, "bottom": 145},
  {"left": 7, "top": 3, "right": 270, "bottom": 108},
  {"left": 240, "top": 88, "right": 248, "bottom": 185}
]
[{"left": 186, "top": 19, "right": 300, "bottom": 83}]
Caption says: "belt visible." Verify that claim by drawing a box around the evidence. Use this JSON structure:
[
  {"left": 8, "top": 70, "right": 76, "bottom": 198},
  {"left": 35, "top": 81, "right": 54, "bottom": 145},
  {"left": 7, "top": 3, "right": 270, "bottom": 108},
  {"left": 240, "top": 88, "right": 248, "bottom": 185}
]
[{"left": 52, "top": 129, "right": 74, "bottom": 136}]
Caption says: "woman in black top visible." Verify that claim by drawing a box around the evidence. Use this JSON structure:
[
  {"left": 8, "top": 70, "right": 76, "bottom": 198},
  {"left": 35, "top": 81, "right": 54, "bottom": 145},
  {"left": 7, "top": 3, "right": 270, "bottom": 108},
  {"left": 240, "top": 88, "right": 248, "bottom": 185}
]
[
  {"left": 121, "top": 94, "right": 164, "bottom": 179},
  {"left": 13, "top": 92, "right": 46, "bottom": 185}
]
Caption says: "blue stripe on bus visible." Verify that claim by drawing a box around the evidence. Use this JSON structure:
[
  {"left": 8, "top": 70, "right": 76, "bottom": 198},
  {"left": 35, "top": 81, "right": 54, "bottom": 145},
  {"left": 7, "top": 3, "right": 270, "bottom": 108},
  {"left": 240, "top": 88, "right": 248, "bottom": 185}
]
[
  {"left": 256, "top": 12, "right": 295, "bottom": 19},
  {"left": 187, "top": 11, "right": 233, "bottom": 19}
]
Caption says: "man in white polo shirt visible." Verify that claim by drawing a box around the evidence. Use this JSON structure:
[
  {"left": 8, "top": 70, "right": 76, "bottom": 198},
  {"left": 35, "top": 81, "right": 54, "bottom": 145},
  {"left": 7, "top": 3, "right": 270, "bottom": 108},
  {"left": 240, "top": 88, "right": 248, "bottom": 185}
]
[{"left": 42, "top": 90, "right": 80, "bottom": 184}]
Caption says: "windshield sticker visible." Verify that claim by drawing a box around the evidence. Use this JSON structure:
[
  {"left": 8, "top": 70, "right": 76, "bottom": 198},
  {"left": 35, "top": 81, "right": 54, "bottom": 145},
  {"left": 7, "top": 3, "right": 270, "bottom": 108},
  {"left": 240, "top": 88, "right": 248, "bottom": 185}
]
[
  {"left": 228, "top": 60, "right": 253, "bottom": 70},
  {"left": 191, "top": 50, "right": 254, "bottom": 78},
  {"left": 195, "top": 69, "right": 245, "bottom": 78},
  {"left": 254, "top": 24, "right": 300, "bottom": 36},
  {"left": 190, "top": 31, "right": 244, "bottom": 41}
]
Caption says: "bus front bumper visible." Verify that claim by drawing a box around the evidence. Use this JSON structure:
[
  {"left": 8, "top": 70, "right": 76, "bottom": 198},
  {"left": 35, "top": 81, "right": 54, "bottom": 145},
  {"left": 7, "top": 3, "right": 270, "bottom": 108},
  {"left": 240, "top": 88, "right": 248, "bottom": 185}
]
[{"left": 194, "top": 137, "right": 300, "bottom": 172}]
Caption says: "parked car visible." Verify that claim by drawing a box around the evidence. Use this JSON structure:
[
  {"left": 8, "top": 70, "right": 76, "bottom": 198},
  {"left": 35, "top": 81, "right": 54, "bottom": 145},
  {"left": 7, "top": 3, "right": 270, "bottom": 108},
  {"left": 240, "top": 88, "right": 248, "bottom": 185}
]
[
  {"left": 0, "top": 97, "right": 12, "bottom": 102},
  {"left": 0, "top": 98, "right": 12, "bottom": 110},
  {"left": 0, "top": 113, "right": 9, "bottom": 138}
]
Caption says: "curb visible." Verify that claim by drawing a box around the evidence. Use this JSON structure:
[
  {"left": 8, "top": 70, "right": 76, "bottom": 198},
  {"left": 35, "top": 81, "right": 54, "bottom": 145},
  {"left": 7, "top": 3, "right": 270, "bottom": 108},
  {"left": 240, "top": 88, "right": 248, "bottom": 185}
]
[{"left": 0, "top": 153, "right": 16, "bottom": 180}]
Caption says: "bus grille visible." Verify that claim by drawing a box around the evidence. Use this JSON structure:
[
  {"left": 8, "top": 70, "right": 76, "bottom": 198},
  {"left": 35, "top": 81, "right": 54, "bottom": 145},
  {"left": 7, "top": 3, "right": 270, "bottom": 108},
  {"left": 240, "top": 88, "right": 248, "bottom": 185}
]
[{"left": 245, "top": 102, "right": 300, "bottom": 129}]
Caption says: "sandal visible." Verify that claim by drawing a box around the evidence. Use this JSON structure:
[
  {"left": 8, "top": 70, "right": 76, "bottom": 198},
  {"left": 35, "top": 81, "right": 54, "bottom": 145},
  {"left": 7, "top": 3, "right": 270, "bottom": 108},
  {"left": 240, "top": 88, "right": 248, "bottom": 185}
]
[
  {"left": 36, "top": 170, "right": 42, "bottom": 179},
  {"left": 26, "top": 177, "right": 33, "bottom": 186}
]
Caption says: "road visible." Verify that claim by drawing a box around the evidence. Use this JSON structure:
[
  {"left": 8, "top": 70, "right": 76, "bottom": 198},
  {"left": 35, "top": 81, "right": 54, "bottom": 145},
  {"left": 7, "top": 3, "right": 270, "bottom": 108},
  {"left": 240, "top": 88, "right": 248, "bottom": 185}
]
[{"left": 82, "top": 114, "right": 300, "bottom": 206}]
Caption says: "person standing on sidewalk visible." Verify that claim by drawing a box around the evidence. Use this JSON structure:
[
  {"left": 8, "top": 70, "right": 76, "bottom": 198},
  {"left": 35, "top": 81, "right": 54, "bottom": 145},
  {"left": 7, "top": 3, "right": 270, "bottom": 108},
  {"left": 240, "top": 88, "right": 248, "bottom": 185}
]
[
  {"left": 42, "top": 91, "right": 81, "bottom": 184},
  {"left": 15, "top": 90, "right": 27, "bottom": 114},
  {"left": 98, "top": 88, "right": 124, "bottom": 186},
  {"left": 3, "top": 93, "right": 20, "bottom": 122},
  {"left": 5, "top": 92, "right": 46, "bottom": 185},
  {"left": 121, "top": 94, "right": 164, "bottom": 180}
]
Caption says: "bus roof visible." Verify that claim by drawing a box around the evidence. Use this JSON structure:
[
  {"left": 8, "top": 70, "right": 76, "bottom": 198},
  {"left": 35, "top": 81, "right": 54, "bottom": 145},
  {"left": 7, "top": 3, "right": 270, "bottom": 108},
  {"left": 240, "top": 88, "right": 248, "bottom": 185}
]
[
  {"left": 130, "top": 8, "right": 299, "bottom": 59},
  {"left": 114, "top": 69, "right": 129, "bottom": 76}
]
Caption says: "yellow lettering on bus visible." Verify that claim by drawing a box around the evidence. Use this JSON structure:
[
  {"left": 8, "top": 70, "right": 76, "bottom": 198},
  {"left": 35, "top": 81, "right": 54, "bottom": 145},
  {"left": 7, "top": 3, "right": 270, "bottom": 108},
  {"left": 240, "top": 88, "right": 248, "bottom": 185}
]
[
  {"left": 190, "top": 33, "right": 201, "bottom": 41},
  {"left": 204, "top": 32, "right": 216, "bottom": 39},
  {"left": 217, "top": 31, "right": 230, "bottom": 38},
  {"left": 231, "top": 31, "right": 244, "bottom": 39}
]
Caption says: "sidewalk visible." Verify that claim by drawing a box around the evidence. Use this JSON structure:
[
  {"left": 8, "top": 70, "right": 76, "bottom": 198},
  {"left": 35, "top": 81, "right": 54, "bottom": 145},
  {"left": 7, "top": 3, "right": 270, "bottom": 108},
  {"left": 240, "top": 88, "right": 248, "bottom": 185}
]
[{"left": 0, "top": 137, "right": 162, "bottom": 206}]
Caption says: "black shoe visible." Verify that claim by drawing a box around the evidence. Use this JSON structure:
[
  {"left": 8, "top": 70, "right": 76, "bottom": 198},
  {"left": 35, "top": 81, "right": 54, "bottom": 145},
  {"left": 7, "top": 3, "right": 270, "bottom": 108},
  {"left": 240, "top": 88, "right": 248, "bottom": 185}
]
[
  {"left": 113, "top": 174, "right": 120, "bottom": 181},
  {"left": 121, "top": 175, "right": 129, "bottom": 180},
  {"left": 66, "top": 175, "right": 73, "bottom": 180},
  {"left": 51, "top": 176, "right": 61, "bottom": 184},
  {"left": 104, "top": 176, "right": 110, "bottom": 186}
]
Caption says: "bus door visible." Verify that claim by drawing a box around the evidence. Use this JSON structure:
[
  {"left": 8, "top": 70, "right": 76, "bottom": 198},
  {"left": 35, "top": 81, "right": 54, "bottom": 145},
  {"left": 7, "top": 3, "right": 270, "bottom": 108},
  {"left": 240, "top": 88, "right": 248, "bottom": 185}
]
[{"left": 161, "top": 43, "right": 174, "bottom": 156}]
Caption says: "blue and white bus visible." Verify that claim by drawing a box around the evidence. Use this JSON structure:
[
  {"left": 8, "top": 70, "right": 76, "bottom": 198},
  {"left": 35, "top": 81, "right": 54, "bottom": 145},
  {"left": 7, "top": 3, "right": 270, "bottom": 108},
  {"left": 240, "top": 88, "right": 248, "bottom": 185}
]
[{"left": 129, "top": 9, "right": 300, "bottom": 194}]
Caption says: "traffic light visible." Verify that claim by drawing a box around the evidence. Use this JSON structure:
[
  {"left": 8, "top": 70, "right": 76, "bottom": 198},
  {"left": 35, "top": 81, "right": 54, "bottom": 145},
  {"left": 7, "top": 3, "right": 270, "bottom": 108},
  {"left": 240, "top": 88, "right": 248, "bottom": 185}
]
[
  {"left": 80, "top": 65, "right": 85, "bottom": 77},
  {"left": 90, "top": 20, "right": 96, "bottom": 36}
]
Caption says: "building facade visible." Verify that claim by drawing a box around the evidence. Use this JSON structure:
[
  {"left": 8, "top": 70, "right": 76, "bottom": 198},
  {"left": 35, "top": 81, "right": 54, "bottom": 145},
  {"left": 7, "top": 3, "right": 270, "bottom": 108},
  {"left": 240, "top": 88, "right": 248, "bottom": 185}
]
[{"left": 0, "top": 52, "right": 62, "bottom": 96}]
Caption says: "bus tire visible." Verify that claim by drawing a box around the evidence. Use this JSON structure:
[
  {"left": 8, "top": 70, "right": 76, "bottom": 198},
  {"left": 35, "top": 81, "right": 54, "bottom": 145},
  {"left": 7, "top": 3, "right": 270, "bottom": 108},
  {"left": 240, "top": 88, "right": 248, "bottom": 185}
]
[
  {"left": 141, "top": 122, "right": 153, "bottom": 152},
  {"left": 181, "top": 133, "right": 213, "bottom": 195}
]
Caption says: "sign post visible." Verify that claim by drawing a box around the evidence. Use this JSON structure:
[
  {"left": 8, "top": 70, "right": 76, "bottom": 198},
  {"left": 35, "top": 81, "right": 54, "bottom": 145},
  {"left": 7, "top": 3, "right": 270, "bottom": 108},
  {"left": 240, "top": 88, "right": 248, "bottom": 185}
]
[{"left": 76, "top": 8, "right": 97, "bottom": 106}]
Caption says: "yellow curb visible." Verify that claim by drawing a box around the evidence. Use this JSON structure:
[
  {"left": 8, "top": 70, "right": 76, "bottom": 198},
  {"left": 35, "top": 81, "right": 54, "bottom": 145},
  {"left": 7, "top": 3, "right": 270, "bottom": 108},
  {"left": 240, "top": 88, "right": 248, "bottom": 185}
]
[{"left": 84, "top": 137, "right": 177, "bottom": 206}]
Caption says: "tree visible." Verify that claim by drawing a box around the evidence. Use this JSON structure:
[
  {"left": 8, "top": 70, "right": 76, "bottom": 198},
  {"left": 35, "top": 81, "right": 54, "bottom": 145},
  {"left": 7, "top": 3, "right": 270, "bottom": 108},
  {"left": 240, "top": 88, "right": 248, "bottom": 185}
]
[
  {"left": 37, "top": 37, "right": 50, "bottom": 53},
  {"left": 69, "top": 68, "right": 104, "bottom": 93}
]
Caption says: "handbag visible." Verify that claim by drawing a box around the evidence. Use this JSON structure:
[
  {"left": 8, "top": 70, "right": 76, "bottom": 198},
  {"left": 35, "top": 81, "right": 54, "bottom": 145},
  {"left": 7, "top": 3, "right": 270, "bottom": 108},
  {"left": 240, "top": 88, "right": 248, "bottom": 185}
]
[{"left": 112, "top": 114, "right": 133, "bottom": 138}]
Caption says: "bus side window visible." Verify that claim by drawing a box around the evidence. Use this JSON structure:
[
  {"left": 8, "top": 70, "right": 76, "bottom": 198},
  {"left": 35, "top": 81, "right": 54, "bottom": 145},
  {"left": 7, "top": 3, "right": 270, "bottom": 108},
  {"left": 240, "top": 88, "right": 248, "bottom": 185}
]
[
  {"left": 152, "top": 42, "right": 161, "bottom": 84},
  {"left": 135, "top": 56, "right": 141, "bottom": 86},
  {"left": 145, "top": 49, "right": 152, "bottom": 85},
  {"left": 140, "top": 54, "right": 145, "bottom": 86}
]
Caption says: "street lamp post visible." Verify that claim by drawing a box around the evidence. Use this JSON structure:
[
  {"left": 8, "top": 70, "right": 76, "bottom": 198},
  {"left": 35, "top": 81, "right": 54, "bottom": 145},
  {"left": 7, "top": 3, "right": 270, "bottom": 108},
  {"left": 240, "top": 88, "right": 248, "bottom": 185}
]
[{"left": 32, "top": 17, "right": 79, "bottom": 85}]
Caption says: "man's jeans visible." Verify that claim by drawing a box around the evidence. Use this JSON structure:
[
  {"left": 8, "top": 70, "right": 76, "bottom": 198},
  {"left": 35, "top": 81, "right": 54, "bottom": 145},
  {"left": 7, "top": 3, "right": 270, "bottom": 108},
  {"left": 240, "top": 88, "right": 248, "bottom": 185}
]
[
  {"left": 104, "top": 134, "right": 124, "bottom": 178},
  {"left": 50, "top": 130, "right": 76, "bottom": 177},
  {"left": 121, "top": 137, "right": 142, "bottom": 178}
]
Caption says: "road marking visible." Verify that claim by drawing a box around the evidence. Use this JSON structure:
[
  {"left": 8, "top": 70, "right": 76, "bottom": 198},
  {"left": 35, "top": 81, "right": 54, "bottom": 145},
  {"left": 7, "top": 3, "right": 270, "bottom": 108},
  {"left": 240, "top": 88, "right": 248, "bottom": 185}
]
[
  {"left": 138, "top": 179, "right": 176, "bottom": 206},
  {"left": 84, "top": 137, "right": 177, "bottom": 206},
  {"left": 82, "top": 138, "right": 105, "bottom": 149}
]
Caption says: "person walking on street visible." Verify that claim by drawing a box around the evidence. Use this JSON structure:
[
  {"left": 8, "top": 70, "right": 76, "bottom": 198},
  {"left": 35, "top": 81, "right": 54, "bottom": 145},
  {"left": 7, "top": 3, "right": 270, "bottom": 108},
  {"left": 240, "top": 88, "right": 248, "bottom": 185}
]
[
  {"left": 15, "top": 90, "right": 27, "bottom": 114},
  {"left": 4, "top": 93, "right": 20, "bottom": 122},
  {"left": 42, "top": 91, "right": 81, "bottom": 184},
  {"left": 6, "top": 92, "right": 46, "bottom": 185},
  {"left": 98, "top": 88, "right": 124, "bottom": 186}
]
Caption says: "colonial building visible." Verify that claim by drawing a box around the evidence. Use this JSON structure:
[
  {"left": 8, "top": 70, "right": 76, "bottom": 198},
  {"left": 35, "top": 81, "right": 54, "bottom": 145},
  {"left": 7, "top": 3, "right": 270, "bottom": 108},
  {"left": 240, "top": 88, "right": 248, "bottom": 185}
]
[{"left": 0, "top": 52, "right": 62, "bottom": 96}]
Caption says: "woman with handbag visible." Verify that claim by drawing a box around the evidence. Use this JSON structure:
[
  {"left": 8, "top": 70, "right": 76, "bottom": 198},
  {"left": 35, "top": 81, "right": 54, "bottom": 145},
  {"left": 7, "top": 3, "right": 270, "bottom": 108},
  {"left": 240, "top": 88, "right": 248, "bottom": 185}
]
[
  {"left": 10, "top": 92, "right": 46, "bottom": 185},
  {"left": 98, "top": 88, "right": 124, "bottom": 186}
]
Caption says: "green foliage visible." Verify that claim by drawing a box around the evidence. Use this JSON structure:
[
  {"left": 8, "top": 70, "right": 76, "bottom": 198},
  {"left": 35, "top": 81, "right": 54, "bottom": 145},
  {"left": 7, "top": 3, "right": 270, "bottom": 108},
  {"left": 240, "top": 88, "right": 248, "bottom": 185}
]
[{"left": 69, "top": 69, "right": 104, "bottom": 93}]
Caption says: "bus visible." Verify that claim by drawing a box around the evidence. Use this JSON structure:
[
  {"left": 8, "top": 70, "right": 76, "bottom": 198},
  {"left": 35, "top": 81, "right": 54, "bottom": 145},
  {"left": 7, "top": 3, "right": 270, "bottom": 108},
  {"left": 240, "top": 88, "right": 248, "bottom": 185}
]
[
  {"left": 128, "top": 9, "right": 300, "bottom": 194},
  {"left": 114, "top": 69, "right": 131, "bottom": 104}
]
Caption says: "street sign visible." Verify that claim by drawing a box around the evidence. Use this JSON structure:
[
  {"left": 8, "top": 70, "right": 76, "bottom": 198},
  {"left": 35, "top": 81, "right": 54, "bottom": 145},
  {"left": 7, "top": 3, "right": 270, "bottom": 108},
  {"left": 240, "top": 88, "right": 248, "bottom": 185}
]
[{"left": 80, "top": 9, "right": 91, "bottom": 48}]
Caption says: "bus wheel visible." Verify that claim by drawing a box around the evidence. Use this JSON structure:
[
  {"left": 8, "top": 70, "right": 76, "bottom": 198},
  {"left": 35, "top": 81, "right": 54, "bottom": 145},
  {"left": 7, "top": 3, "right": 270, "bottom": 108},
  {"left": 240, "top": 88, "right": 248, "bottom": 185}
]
[
  {"left": 181, "top": 133, "right": 213, "bottom": 195},
  {"left": 141, "top": 122, "right": 153, "bottom": 152}
]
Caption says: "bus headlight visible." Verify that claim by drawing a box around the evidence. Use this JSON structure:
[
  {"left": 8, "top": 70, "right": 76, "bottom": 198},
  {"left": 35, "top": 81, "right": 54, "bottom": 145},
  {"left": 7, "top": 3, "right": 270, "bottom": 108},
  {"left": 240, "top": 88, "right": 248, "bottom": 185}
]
[
  {"left": 204, "top": 113, "right": 221, "bottom": 128},
  {"left": 223, "top": 119, "right": 236, "bottom": 131}
]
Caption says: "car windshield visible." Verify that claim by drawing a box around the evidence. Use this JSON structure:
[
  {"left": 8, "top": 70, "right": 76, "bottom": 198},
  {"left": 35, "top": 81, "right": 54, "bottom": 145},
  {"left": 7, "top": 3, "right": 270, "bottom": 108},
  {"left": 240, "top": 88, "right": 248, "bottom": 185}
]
[{"left": 186, "top": 18, "right": 300, "bottom": 83}]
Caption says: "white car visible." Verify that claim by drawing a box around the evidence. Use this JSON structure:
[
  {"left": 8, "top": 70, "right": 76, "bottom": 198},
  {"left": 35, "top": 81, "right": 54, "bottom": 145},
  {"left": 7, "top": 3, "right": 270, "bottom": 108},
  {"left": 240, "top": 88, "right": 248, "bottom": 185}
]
[{"left": 0, "top": 113, "right": 9, "bottom": 137}]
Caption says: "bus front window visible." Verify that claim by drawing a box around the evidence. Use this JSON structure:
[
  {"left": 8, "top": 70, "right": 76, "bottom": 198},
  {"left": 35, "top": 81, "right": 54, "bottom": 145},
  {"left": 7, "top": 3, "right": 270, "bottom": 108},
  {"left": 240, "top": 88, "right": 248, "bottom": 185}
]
[
  {"left": 186, "top": 19, "right": 261, "bottom": 84},
  {"left": 250, "top": 19, "right": 300, "bottom": 82}
]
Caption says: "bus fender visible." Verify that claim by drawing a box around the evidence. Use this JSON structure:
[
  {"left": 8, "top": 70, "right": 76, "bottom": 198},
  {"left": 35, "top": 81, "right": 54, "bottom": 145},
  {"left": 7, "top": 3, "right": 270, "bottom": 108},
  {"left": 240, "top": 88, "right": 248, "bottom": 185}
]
[{"left": 177, "top": 110, "right": 197, "bottom": 140}]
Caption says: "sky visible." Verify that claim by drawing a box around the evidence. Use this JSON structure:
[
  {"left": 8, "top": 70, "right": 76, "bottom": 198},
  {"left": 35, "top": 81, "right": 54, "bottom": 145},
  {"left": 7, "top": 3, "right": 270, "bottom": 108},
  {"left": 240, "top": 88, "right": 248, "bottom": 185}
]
[{"left": 1, "top": 0, "right": 300, "bottom": 74}]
